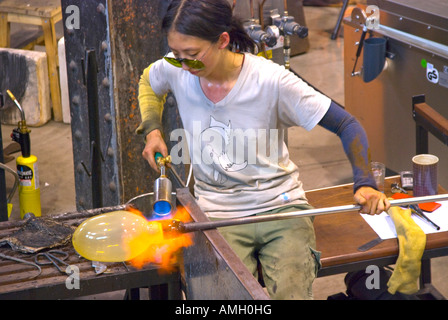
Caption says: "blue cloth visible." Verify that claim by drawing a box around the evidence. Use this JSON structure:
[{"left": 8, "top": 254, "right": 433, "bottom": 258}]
[{"left": 318, "top": 101, "right": 377, "bottom": 192}]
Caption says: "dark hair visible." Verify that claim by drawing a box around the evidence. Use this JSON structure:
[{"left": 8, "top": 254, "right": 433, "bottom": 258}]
[{"left": 162, "top": 0, "right": 255, "bottom": 53}]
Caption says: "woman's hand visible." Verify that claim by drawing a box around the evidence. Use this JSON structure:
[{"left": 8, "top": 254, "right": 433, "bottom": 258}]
[
  {"left": 142, "top": 129, "right": 168, "bottom": 172},
  {"left": 354, "top": 186, "right": 390, "bottom": 215}
]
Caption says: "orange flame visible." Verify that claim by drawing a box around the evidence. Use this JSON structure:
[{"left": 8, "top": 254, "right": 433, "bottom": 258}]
[{"left": 127, "top": 206, "right": 194, "bottom": 273}]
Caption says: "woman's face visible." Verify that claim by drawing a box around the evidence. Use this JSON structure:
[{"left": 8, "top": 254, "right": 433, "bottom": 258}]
[{"left": 167, "top": 31, "right": 220, "bottom": 76}]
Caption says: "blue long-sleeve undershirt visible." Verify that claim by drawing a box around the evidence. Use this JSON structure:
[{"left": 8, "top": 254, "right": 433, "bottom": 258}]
[{"left": 318, "top": 101, "right": 377, "bottom": 192}]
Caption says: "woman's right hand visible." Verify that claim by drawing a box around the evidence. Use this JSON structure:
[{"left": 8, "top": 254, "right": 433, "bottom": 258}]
[{"left": 142, "top": 129, "right": 168, "bottom": 172}]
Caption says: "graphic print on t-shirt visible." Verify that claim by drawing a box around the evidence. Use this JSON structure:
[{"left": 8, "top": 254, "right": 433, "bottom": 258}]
[{"left": 200, "top": 116, "right": 248, "bottom": 183}]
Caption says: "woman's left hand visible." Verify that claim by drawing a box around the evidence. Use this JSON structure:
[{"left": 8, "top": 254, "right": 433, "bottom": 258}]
[{"left": 354, "top": 186, "right": 390, "bottom": 215}]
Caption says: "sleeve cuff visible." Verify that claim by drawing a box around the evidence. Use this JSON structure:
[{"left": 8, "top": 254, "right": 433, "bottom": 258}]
[{"left": 135, "top": 119, "right": 163, "bottom": 141}]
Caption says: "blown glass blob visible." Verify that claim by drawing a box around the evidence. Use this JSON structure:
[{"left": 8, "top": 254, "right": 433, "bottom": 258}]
[{"left": 72, "top": 210, "right": 163, "bottom": 262}]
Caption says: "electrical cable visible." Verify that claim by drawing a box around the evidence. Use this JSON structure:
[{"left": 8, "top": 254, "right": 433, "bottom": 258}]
[{"left": 0, "top": 162, "right": 19, "bottom": 203}]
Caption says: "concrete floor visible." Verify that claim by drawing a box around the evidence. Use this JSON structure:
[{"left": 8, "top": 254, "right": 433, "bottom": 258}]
[{"left": 1, "top": 5, "right": 447, "bottom": 300}]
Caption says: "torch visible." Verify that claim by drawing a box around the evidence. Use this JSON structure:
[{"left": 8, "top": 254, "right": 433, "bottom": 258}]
[
  {"left": 152, "top": 152, "right": 173, "bottom": 216},
  {"left": 6, "top": 90, "right": 41, "bottom": 219}
]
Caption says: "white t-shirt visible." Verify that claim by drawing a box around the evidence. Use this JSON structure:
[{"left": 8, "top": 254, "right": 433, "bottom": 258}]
[{"left": 149, "top": 53, "right": 331, "bottom": 218}]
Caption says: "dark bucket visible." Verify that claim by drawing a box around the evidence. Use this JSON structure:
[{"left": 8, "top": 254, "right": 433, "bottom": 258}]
[{"left": 363, "top": 37, "right": 387, "bottom": 83}]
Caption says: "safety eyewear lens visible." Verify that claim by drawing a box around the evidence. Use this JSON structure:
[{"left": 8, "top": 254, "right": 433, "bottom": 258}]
[{"left": 163, "top": 57, "right": 205, "bottom": 70}]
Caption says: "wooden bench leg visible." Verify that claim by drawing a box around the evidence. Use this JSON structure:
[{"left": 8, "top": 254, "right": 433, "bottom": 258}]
[
  {"left": 0, "top": 13, "right": 10, "bottom": 47},
  {"left": 42, "top": 16, "right": 62, "bottom": 121}
]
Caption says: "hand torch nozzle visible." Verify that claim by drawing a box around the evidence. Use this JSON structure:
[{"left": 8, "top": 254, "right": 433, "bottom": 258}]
[
  {"left": 6, "top": 90, "right": 26, "bottom": 124},
  {"left": 153, "top": 153, "right": 173, "bottom": 216},
  {"left": 6, "top": 90, "right": 31, "bottom": 157}
]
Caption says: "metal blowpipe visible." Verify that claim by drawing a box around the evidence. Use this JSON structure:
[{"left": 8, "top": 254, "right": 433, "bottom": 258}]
[{"left": 178, "top": 194, "right": 448, "bottom": 233}]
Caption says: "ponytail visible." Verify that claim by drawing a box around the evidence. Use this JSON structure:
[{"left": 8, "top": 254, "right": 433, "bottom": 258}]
[{"left": 228, "top": 16, "right": 256, "bottom": 53}]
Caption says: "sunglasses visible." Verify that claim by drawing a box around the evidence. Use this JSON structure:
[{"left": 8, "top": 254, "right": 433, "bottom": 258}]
[{"left": 164, "top": 44, "right": 212, "bottom": 70}]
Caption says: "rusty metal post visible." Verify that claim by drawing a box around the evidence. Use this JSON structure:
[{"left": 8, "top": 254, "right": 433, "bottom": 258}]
[{"left": 61, "top": 0, "right": 184, "bottom": 210}]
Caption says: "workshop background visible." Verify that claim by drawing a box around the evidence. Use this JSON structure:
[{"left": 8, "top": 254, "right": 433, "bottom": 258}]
[{"left": 1, "top": 0, "right": 447, "bottom": 300}]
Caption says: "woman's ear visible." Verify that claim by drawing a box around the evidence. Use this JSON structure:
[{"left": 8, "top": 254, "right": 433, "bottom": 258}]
[{"left": 218, "top": 32, "right": 230, "bottom": 49}]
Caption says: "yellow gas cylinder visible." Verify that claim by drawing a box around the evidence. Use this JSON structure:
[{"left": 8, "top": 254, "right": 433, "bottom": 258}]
[{"left": 17, "top": 154, "right": 41, "bottom": 218}]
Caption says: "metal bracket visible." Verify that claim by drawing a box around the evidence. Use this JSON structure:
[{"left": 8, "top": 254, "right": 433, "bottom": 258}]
[{"left": 351, "top": 7, "right": 367, "bottom": 28}]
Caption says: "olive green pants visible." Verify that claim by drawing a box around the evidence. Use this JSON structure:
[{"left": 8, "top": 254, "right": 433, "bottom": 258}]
[{"left": 215, "top": 204, "right": 321, "bottom": 300}]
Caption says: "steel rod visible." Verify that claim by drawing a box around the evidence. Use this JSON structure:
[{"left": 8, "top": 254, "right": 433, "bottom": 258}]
[{"left": 179, "top": 194, "right": 448, "bottom": 233}]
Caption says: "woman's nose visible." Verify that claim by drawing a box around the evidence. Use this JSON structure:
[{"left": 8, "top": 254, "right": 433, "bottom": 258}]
[{"left": 181, "top": 61, "right": 190, "bottom": 71}]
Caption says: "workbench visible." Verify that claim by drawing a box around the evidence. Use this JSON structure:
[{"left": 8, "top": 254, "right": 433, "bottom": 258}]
[
  {"left": 308, "top": 176, "right": 448, "bottom": 298},
  {"left": 1, "top": 177, "right": 446, "bottom": 300},
  {"left": 0, "top": 190, "right": 268, "bottom": 300},
  {"left": 0, "top": 207, "right": 182, "bottom": 300},
  {"left": 0, "top": 0, "right": 63, "bottom": 122}
]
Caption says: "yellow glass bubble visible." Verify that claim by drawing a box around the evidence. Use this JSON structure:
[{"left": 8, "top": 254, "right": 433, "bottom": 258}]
[{"left": 72, "top": 210, "right": 164, "bottom": 262}]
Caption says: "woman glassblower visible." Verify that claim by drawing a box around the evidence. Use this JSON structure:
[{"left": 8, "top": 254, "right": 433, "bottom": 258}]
[{"left": 137, "top": 0, "right": 389, "bottom": 299}]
